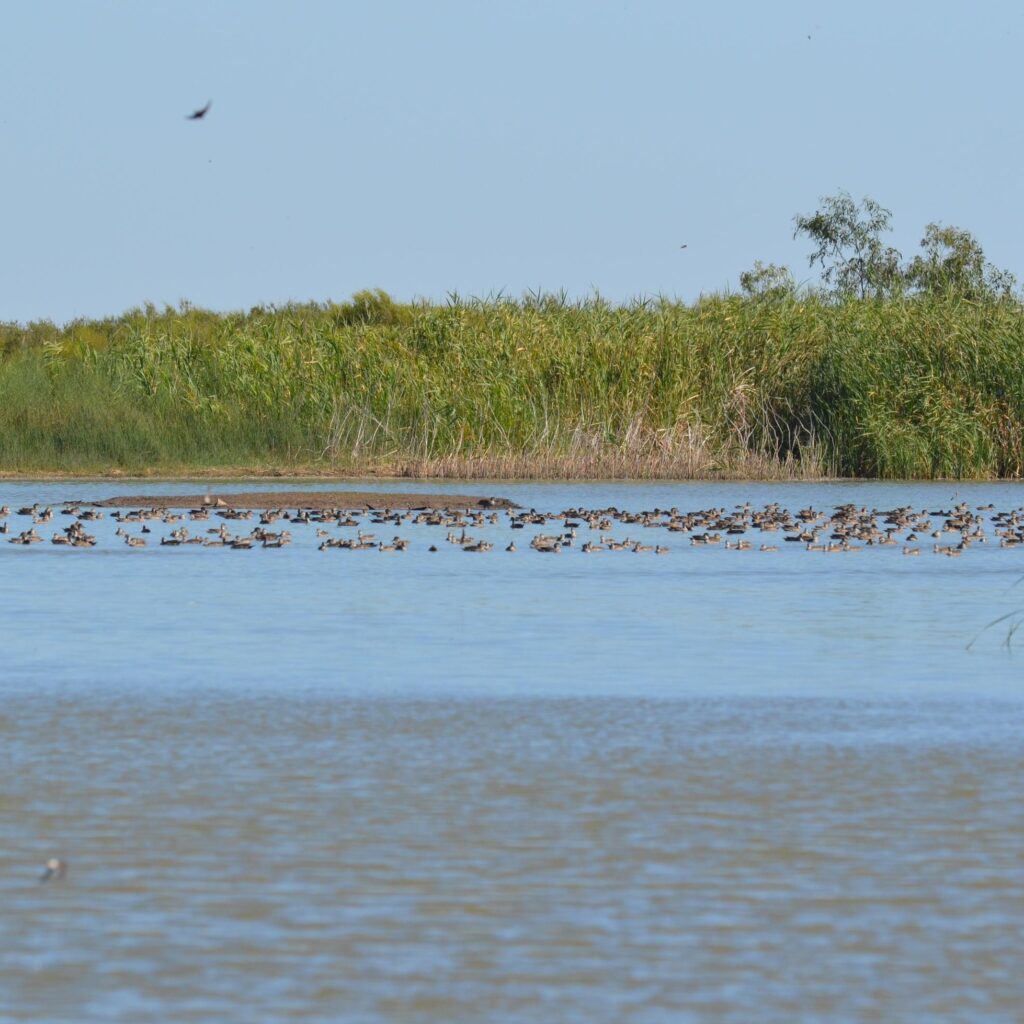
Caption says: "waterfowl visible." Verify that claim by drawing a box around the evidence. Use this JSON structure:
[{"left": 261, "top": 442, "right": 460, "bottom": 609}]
[
  {"left": 532, "top": 541, "right": 561, "bottom": 553},
  {"left": 9, "top": 528, "right": 43, "bottom": 545},
  {"left": 40, "top": 858, "right": 67, "bottom": 882},
  {"left": 0, "top": 495, "right": 1015, "bottom": 567}
]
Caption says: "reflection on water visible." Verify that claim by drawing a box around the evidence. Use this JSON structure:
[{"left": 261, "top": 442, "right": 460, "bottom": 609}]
[{"left": 2, "top": 481, "right": 1024, "bottom": 1020}]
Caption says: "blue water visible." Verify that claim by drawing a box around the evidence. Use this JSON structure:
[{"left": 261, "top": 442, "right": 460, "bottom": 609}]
[
  {"left": 2, "top": 479, "right": 1023, "bottom": 698},
  {"left": 3, "top": 480, "right": 1024, "bottom": 1022}
]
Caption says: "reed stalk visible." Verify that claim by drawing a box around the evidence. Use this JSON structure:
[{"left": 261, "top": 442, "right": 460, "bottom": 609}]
[{"left": 1, "top": 292, "right": 1022, "bottom": 478}]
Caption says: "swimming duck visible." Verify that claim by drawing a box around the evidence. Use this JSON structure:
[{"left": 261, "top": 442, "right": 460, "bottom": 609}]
[{"left": 40, "top": 858, "right": 67, "bottom": 882}]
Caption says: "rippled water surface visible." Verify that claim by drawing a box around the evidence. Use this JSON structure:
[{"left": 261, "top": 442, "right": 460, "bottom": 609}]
[{"left": 3, "top": 480, "right": 1024, "bottom": 1021}]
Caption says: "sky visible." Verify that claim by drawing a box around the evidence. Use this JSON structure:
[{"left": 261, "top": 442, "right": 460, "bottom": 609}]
[{"left": 2, "top": 0, "right": 1022, "bottom": 323}]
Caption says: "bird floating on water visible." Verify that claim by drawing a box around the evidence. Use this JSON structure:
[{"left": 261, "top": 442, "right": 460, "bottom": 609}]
[{"left": 40, "top": 858, "right": 67, "bottom": 882}]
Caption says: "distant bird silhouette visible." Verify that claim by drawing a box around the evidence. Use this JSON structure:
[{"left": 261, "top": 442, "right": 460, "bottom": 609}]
[
  {"left": 40, "top": 858, "right": 67, "bottom": 882},
  {"left": 186, "top": 101, "right": 212, "bottom": 120},
  {"left": 679, "top": 244, "right": 688, "bottom": 250}
]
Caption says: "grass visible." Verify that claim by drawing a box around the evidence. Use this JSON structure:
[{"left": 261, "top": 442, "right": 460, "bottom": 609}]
[{"left": 2, "top": 289, "right": 1024, "bottom": 478}]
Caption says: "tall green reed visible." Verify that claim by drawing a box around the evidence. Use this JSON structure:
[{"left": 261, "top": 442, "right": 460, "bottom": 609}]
[{"left": 1, "top": 293, "right": 1022, "bottom": 477}]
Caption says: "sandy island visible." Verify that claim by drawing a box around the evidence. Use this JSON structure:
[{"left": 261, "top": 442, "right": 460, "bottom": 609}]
[{"left": 88, "top": 490, "right": 518, "bottom": 510}]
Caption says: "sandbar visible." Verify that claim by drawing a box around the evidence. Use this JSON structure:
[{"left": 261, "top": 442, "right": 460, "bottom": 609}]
[{"left": 88, "top": 490, "right": 517, "bottom": 510}]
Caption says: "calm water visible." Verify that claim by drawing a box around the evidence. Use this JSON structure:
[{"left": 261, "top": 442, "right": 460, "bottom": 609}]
[{"left": 3, "top": 480, "right": 1023, "bottom": 1021}]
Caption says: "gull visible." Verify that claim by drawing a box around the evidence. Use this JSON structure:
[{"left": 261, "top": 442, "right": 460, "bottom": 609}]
[
  {"left": 187, "top": 100, "right": 212, "bottom": 121},
  {"left": 40, "top": 858, "right": 67, "bottom": 882}
]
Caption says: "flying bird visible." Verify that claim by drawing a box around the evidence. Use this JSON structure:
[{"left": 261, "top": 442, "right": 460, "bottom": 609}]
[
  {"left": 40, "top": 858, "right": 67, "bottom": 882},
  {"left": 186, "top": 100, "right": 212, "bottom": 120}
]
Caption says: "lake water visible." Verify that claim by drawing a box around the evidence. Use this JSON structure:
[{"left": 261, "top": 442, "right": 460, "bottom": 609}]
[{"left": 2, "top": 480, "right": 1023, "bottom": 1022}]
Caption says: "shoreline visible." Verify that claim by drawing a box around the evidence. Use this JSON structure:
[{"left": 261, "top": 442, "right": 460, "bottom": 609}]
[
  {"left": 0, "top": 456, "right": 837, "bottom": 483},
  {"left": 0, "top": 467, "right": 1011, "bottom": 484}
]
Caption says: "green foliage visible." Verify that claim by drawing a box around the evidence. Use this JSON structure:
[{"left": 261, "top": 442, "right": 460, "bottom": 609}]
[
  {"left": 739, "top": 261, "right": 796, "bottom": 301},
  {"left": 794, "top": 192, "right": 904, "bottom": 299},
  {"left": 327, "top": 288, "right": 411, "bottom": 327},
  {"left": 905, "top": 223, "right": 1017, "bottom": 300},
  {"left": 2, "top": 290, "right": 1024, "bottom": 479},
  {"left": 791, "top": 193, "right": 1018, "bottom": 304}
]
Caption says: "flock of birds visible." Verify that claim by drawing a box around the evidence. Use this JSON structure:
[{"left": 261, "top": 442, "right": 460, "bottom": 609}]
[
  {"left": 3, "top": 498, "right": 1024, "bottom": 557},
  {"left": 19, "top": 491, "right": 1023, "bottom": 885}
]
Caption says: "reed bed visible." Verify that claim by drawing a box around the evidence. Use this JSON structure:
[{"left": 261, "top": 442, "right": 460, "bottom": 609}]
[{"left": 1, "top": 291, "right": 1023, "bottom": 478}]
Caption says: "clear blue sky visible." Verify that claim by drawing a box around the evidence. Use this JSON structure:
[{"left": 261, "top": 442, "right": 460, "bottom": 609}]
[{"left": 2, "top": 0, "right": 1021, "bottom": 322}]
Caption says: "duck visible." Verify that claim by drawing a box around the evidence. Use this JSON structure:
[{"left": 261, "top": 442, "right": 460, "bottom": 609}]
[{"left": 39, "top": 858, "right": 67, "bottom": 882}]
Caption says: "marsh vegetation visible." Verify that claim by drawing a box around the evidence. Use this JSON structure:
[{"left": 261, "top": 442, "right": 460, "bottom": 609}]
[
  {"left": 3, "top": 290, "right": 1024, "bottom": 479},
  {"left": 2, "top": 195, "right": 1022, "bottom": 479}
]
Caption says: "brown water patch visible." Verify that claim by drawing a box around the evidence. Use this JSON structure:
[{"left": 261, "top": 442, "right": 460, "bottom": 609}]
[{"left": 87, "top": 490, "right": 517, "bottom": 510}]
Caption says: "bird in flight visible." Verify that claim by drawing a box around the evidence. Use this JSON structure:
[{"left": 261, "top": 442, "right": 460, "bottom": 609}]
[{"left": 186, "top": 101, "right": 212, "bottom": 120}]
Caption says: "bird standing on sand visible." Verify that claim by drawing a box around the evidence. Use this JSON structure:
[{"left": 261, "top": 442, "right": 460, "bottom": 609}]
[
  {"left": 186, "top": 100, "right": 212, "bottom": 120},
  {"left": 40, "top": 858, "right": 67, "bottom": 882}
]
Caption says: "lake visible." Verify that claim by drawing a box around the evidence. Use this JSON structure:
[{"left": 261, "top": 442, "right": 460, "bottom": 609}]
[{"left": 2, "top": 479, "right": 1023, "bottom": 1022}]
